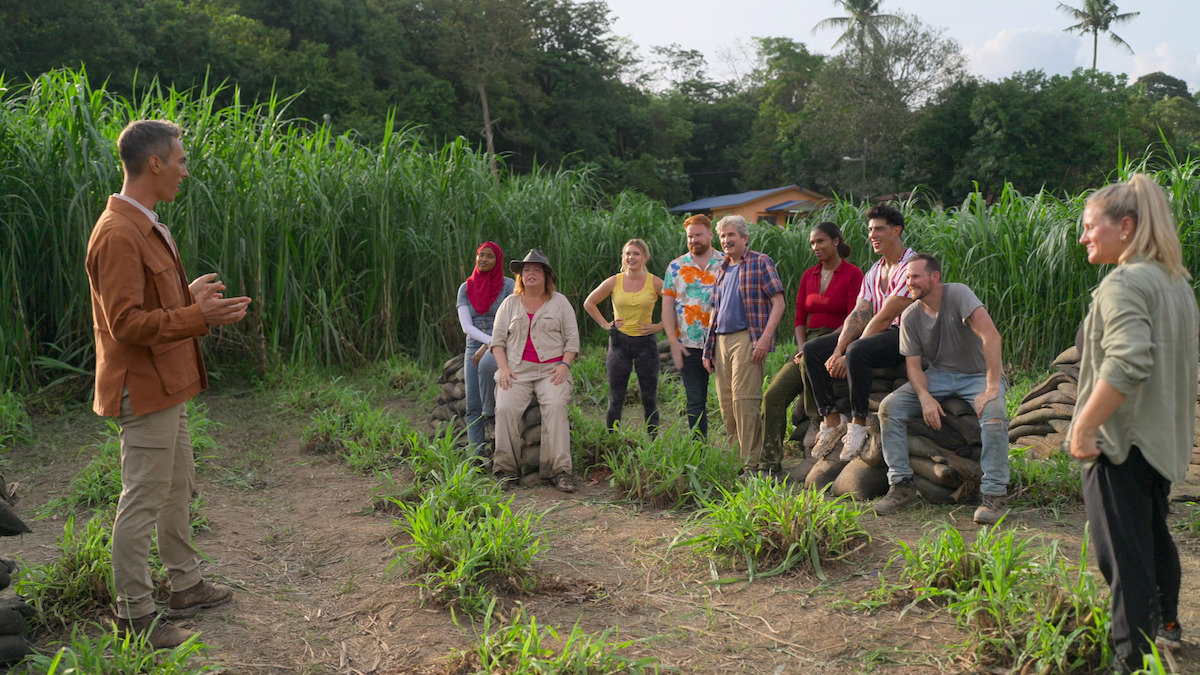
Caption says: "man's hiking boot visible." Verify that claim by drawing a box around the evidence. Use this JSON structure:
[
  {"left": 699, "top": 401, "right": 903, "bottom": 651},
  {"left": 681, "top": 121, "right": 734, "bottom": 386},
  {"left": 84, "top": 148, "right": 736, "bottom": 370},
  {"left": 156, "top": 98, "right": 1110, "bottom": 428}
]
[{"left": 873, "top": 478, "right": 918, "bottom": 515}]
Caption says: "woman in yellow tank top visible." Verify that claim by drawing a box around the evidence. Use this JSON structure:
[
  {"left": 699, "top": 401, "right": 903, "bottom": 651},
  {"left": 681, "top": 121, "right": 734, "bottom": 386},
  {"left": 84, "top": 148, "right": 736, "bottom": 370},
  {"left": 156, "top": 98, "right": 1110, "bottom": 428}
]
[{"left": 584, "top": 239, "right": 665, "bottom": 436}]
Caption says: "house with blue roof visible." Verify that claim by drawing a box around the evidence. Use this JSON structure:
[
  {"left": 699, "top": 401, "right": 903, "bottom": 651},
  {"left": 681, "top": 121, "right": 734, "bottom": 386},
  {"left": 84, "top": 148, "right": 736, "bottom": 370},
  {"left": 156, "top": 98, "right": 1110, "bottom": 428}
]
[{"left": 669, "top": 185, "right": 830, "bottom": 226}]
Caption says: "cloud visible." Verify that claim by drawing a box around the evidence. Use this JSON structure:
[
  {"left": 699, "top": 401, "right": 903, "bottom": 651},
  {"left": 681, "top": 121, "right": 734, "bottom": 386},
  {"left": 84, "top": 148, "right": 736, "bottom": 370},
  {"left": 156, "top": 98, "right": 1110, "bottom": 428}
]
[
  {"left": 963, "top": 28, "right": 1080, "bottom": 82},
  {"left": 1132, "top": 43, "right": 1200, "bottom": 92}
]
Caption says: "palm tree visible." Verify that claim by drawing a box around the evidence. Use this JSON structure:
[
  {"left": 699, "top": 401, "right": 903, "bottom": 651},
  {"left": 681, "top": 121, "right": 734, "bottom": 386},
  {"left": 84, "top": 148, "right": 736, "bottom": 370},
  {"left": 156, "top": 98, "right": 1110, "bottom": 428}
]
[
  {"left": 1057, "top": 0, "right": 1140, "bottom": 71},
  {"left": 812, "top": 0, "right": 904, "bottom": 55}
]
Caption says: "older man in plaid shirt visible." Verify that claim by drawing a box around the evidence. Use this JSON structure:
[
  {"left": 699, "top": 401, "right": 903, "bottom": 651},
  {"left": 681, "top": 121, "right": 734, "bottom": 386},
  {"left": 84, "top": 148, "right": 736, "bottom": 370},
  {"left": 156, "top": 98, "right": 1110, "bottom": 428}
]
[{"left": 703, "top": 215, "right": 785, "bottom": 475}]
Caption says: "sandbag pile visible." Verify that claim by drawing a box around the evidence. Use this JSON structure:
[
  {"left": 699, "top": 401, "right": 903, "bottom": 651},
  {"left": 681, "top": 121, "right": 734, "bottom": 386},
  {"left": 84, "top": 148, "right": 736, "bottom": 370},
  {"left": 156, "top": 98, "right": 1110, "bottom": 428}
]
[
  {"left": 429, "top": 355, "right": 541, "bottom": 472},
  {"left": 0, "top": 481, "right": 33, "bottom": 665},
  {"left": 1007, "top": 347, "right": 1079, "bottom": 458},
  {"left": 800, "top": 365, "right": 988, "bottom": 505},
  {"left": 656, "top": 340, "right": 679, "bottom": 376}
]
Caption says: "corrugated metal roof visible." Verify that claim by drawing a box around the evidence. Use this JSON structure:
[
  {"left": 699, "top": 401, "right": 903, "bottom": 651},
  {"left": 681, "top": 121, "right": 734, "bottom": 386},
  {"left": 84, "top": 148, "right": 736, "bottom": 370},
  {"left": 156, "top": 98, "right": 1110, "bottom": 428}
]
[
  {"left": 763, "top": 199, "right": 818, "bottom": 212},
  {"left": 668, "top": 185, "right": 799, "bottom": 213}
]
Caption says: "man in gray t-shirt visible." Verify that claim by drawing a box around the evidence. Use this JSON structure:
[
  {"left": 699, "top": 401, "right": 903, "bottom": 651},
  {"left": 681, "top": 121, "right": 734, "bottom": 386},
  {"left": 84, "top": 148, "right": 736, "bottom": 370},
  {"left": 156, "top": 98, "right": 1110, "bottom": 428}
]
[{"left": 872, "top": 254, "right": 1011, "bottom": 525}]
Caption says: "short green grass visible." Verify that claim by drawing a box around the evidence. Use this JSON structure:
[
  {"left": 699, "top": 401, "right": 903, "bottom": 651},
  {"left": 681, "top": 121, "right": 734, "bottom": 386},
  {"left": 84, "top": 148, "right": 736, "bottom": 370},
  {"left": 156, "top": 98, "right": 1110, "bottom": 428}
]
[{"left": 14, "top": 623, "right": 214, "bottom": 674}]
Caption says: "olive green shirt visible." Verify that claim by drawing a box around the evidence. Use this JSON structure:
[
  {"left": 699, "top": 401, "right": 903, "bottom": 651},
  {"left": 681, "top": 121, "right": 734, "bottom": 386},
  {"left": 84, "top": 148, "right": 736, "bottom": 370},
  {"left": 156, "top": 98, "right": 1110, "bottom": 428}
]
[{"left": 1073, "top": 258, "right": 1199, "bottom": 483}]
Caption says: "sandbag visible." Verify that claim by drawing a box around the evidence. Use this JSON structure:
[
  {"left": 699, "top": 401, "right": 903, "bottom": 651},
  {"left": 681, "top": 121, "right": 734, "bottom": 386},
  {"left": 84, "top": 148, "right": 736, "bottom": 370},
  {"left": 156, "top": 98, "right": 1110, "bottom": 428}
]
[
  {"left": 1055, "top": 364, "right": 1080, "bottom": 381},
  {"left": 0, "top": 608, "right": 24, "bottom": 636},
  {"left": 1052, "top": 346, "right": 1080, "bottom": 366},
  {"left": 911, "top": 456, "right": 962, "bottom": 489},
  {"left": 1057, "top": 382, "right": 1077, "bottom": 399},
  {"left": 1009, "top": 404, "right": 1075, "bottom": 429},
  {"left": 939, "top": 397, "right": 974, "bottom": 418},
  {"left": 1023, "top": 371, "right": 1072, "bottom": 402},
  {"left": 1008, "top": 423, "right": 1054, "bottom": 440},
  {"left": 1016, "top": 389, "right": 1073, "bottom": 417},
  {"left": 443, "top": 353, "right": 466, "bottom": 376},
  {"left": 0, "top": 635, "right": 30, "bottom": 665},
  {"left": 871, "top": 364, "right": 908, "bottom": 380},
  {"left": 912, "top": 475, "right": 956, "bottom": 504},
  {"left": 859, "top": 432, "right": 885, "bottom": 468},
  {"left": 521, "top": 425, "right": 542, "bottom": 447},
  {"left": 805, "top": 456, "right": 848, "bottom": 490},
  {"left": 523, "top": 405, "right": 542, "bottom": 427},
  {"left": 831, "top": 458, "right": 889, "bottom": 500},
  {"left": 1015, "top": 435, "right": 1061, "bottom": 459},
  {"left": 1048, "top": 419, "right": 1071, "bottom": 434},
  {"left": 942, "top": 413, "right": 982, "bottom": 446},
  {"left": 907, "top": 419, "right": 966, "bottom": 449}
]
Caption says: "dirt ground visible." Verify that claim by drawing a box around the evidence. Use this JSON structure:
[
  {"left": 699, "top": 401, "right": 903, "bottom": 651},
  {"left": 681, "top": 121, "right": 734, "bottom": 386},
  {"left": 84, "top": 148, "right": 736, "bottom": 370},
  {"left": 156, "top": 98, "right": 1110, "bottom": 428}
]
[{"left": 4, "top": 383, "right": 1200, "bottom": 674}]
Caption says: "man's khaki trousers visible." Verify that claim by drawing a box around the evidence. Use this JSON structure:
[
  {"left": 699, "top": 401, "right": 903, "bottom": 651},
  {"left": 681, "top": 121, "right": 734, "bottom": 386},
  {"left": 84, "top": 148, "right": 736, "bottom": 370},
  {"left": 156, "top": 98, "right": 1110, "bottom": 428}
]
[
  {"left": 714, "top": 330, "right": 766, "bottom": 468},
  {"left": 113, "top": 392, "right": 202, "bottom": 620}
]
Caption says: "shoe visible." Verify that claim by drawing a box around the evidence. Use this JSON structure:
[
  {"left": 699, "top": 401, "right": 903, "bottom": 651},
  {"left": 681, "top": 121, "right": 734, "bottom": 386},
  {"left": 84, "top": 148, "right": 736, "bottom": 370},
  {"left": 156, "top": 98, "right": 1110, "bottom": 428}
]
[
  {"left": 973, "top": 494, "right": 1009, "bottom": 526},
  {"left": 873, "top": 478, "right": 918, "bottom": 515},
  {"left": 115, "top": 614, "right": 195, "bottom": 649},
  {"left": 551, "top": 471, "right": 575, "bottom": 493},
  {"left": 838, "top": 423, "right": 869, "bottom": 462},
  {"left": 168, "top": 580, "right": 233, "bottom": 618},
  {"left": 812, "top": 416, "right": 848, "bottom": 459},
  {"left": 1158, "top": 621, "right": 1182, "bottom": 650},
  {"left": 494, "top": 470, "right": 519, "bottom": 488}
]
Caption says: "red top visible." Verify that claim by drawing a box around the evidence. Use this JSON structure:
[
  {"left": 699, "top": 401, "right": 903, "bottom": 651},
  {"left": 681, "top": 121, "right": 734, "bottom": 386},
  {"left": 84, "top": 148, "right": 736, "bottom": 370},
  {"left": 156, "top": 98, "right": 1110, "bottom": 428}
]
[
  {"left": 521, "top": 313, "right": 562, "bottom": 364},
  {"left": 794, "top": 260, "right": 865, "bottom": 330}
]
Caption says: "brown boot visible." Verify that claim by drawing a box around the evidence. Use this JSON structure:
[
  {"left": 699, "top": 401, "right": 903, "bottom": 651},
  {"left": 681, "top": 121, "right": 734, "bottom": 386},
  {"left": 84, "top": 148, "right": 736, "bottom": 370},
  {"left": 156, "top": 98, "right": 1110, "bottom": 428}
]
[
  {"left": 115, "top": 614, "right": 195, "bottom": 649},
  {"left": 168, "top": 580, "right": 233, "bottom": 618}
]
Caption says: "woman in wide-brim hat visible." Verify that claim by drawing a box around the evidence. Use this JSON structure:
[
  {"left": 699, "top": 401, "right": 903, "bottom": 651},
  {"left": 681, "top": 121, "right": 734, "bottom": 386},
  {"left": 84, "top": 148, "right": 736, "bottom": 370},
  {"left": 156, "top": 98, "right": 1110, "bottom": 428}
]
[{"left": 489, "top": 249, "right": 580, "bottom": 493}]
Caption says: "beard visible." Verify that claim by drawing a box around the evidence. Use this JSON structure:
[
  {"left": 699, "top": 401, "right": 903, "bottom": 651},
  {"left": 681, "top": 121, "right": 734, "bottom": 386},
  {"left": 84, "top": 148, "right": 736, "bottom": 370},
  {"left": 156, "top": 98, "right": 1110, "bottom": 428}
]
[{"left": 688, "top": 241, "right": 710, "bottom": 255}]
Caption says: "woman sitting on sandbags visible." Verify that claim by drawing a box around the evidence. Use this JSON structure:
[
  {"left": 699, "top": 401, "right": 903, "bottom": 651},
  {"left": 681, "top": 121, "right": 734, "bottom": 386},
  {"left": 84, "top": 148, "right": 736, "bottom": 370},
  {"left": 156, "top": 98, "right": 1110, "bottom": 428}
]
[
  {"left": 491, "top": 249, "right": 580, "bottom": 493},
  {"left": 762, "top": 221, "right": 863, "bottom": 466},
  {"left": 456, "top": 241, "right": 516, "bottom": 457}
]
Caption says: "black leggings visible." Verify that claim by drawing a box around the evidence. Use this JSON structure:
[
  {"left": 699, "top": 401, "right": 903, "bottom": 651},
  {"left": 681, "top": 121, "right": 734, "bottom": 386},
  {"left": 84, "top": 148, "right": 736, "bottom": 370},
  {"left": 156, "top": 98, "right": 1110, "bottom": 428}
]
[
  {"left": 606, "top": 330, "right": 660, "bottom": 435},
  {"left": 803, "top": 326, "right": 904, "bottom": 419}
]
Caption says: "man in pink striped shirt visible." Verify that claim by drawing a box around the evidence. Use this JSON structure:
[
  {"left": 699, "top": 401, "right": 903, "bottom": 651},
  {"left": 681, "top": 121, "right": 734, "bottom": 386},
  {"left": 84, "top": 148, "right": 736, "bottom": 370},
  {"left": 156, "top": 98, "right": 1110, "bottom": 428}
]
[{"left": 803, "top": 204, "right": 916, "bottom": 461}]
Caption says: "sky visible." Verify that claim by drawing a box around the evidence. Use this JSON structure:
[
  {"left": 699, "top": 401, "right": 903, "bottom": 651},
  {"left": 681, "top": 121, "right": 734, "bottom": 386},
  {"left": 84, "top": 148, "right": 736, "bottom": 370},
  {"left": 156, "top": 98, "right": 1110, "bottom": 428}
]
[{"left": 602, "top": 0, "right": 1200, "bottom": 92}]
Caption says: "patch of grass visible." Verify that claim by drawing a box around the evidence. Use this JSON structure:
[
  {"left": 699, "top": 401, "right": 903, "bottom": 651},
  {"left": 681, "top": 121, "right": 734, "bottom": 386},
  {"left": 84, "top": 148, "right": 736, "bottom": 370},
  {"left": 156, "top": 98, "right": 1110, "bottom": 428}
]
[
  {"left": 1179, "top": 502, "right": 1200, "bottom": 535},
  {"left": 381, "top": 353, "right": 439, "bottom": 403},
  {"left": 454, "top": 602, "right": 657, "bottom": 673},
  {"left": 879, "top": 521, "right": 1110, "bottom": 673},
  {"left": 568, "top": 348, "right": 608, "bottom": 408},
  {"left": 677, "top": 481, "right": 869, "bottom": 582},
  {"left": 300, "top": 385, "right": 419, "bottom": 472},
  {"left": 13, "top": 622, "right": 214, "bottom": 674},
  {"left": 393, "top": 484, "right": 541, "bottom": 616},
  {"left": 375, "top": 427, "right": 500, "bottom": 514},
  {"left": 567, "top": 404, "right": 640, "bottom": 473},
  {"left": 0, "top": 389, "right": 32, "bottom": 452},
  {"left": 184, "top": 400, "right": 221, "bottom": 457},
  {"left": 608, "top": 427, "right": 742, "bottom": 509},
  {"left": 38, "top": 421, "right": 122, "bottom": 516},
  {"left": 16, "top": 514, "right": 115, "bottom": 633},
  {"left": 1009, "top": 446, "right": 1083, "bottom": 507},
  {"left": 1005, "top": 367, "right": 1056, "bottom": 419}
]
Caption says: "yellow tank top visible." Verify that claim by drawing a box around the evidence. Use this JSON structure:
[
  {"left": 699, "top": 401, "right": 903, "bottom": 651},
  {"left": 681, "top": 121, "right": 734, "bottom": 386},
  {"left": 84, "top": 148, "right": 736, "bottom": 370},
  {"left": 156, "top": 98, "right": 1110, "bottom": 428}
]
[{"left": 612, "top": 275, "right": 657, "bottom": 336}]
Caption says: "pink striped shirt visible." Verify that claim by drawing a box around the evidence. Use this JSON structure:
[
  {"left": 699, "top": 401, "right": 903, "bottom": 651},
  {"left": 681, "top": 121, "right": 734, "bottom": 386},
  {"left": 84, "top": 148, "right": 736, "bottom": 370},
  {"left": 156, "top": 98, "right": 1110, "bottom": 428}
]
[{"left": 857, "top": 247, "right": 916, "bottom": 326}]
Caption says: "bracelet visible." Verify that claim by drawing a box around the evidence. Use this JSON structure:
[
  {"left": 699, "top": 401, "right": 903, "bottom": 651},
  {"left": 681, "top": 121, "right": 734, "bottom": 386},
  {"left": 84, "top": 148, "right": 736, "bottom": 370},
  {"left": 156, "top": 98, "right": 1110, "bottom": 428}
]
[{"left": 560, "top": 361, "right": 572, "bottom": 370}]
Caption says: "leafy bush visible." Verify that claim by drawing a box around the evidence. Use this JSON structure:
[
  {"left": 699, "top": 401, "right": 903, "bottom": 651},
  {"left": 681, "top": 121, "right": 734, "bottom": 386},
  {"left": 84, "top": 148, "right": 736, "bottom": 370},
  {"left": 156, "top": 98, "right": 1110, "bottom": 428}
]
[
  {"left": 14, "top": 623, "right": 214, "bottom": 674},
  {"left": 454, "top": 603, "right": 657, "bottom": 673},
  {"left": 0, "top": 389, "right": 32, "bottom": 452},
  {"left": 608, "top": 428, "right": 742, "bottom": 509},
  {"left": 16, "top": 515, "right": 115, "bottom": 632},
  {"left": 881, "top": 521, "right": 1110, "bottom": 673},
  {"left": 677, "top": 482, "right": 869, "bottom": 582}
]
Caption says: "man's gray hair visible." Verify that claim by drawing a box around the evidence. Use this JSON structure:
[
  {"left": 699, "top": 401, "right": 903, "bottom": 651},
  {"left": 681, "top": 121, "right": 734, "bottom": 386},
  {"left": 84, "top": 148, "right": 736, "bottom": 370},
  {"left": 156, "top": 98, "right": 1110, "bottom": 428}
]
[{"left": 715, "top": 214, "right": 749, "bottom": 238}]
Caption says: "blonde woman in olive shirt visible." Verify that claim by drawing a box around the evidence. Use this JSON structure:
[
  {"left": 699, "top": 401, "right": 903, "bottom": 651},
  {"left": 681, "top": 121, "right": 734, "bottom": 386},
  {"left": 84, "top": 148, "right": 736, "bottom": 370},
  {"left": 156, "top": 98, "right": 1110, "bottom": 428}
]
[
  {"left": 1071, "top": 174, "right": 1198, "bottom": 672},
  {"left": 584, "top": 239, "right": 665, "bottom": 436}
]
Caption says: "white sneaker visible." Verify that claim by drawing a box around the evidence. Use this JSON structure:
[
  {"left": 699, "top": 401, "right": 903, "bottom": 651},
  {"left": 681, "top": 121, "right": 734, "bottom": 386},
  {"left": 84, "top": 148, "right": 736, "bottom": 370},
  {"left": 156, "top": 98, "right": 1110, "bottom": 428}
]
[
  {"left": 838, "top": 423, "right": 869, "bottom": 462},
  {"left": 811, "top": 416, "right": 848, "bottom": 459}
]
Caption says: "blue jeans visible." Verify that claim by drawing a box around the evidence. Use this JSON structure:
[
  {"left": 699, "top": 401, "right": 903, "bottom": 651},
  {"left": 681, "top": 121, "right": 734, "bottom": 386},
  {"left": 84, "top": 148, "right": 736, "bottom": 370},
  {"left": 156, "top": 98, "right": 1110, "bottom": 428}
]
[
  {"left": 464, "top": 338, "right": 499, "bottom": 449},
  {"left": 878, "top": 369, "right": 1010, "bottom": 496}
]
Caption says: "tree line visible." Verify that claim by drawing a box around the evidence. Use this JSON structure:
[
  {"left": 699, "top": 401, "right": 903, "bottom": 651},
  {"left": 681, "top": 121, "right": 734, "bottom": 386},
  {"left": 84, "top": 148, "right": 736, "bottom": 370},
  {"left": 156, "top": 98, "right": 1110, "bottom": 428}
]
[{"left": 2, "top": 0, "right": 1197, "bottom": 206}]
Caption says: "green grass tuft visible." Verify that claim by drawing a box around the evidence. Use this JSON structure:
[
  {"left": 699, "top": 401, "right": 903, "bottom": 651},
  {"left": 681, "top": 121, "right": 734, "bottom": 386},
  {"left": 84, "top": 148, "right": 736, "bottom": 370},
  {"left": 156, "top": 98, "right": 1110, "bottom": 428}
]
[
  {"left": 16, "top": 515, "right": 115, "bottom": 633},
  {"left": 608, "top": 427, "right": 742, "bottom": 509},
  {"left": 13, "top": 622, "right": 214, "bottom": 674}
]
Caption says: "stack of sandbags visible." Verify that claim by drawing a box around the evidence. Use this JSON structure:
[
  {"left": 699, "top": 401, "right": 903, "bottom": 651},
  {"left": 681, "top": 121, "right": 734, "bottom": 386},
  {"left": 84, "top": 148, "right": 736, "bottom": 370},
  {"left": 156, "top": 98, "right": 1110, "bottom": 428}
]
[
  {"left": 0, "top": 482, "right": 33, "bottom": 664},
  {"left": 803, "top": 365, "right": 987, "bottom": 505},
  {"left": 430, "top": 353, "right": 468, "bottom": 441},
  {"left": 1008, "top": 347, "right": 1078, "bottom": 458}
]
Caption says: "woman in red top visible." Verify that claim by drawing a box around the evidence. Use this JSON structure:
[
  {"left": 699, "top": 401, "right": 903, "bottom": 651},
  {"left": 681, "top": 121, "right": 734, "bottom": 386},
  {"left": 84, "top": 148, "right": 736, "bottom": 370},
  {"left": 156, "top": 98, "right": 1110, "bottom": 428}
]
[{"left": 761, "top": 221, "right": 864, "bottom": 469}]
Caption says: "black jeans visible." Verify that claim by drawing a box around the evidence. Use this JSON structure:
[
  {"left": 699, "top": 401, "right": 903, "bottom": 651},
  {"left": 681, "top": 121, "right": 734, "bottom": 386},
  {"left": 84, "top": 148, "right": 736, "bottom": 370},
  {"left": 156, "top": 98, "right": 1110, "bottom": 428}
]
[
  {"left": 606, "top": 330, "right": 660, "bottom": 435},
  {"left": 1083, "top": 446, "right": 1180, "bottom": 672},
  {"left": 680, "top": 349, "right": 709, "bottom": 438},
  {"left": 803, "top": 326, "right": 904, "bottom": 420}
]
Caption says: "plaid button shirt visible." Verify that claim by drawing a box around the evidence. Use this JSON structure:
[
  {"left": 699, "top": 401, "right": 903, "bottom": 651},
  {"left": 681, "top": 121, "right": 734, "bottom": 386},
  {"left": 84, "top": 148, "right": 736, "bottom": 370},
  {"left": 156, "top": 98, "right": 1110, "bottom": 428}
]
[{"left": 703, "top": 249, "right": 784, "bottom": 360}]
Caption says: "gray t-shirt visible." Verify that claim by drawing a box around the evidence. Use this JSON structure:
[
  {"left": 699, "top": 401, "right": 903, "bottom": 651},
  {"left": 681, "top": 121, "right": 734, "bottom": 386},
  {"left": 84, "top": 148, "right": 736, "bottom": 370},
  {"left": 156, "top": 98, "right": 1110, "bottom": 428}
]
[{"left": 899, "top": 283, "right": 986, "bottom": 374}]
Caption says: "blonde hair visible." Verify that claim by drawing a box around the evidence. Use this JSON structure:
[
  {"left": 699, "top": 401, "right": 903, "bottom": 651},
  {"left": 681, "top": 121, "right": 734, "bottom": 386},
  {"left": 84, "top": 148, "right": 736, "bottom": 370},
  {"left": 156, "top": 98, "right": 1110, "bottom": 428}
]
[
  {"left": 620, "top": 239, "right": 651, "bottom": 273},
  {"left": 1088, "top": 174, "right": 1190, "bottom": 280}
]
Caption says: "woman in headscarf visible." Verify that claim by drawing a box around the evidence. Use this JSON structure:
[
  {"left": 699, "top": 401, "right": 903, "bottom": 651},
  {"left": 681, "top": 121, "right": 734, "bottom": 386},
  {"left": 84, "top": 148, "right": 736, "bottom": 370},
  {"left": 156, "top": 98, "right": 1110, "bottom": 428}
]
[
  {"left": 1070, "top": 174, "right": 1198, "bottom": 672},
  {"left": 456, "top": 241, "right": 515, "bottom": 455}
]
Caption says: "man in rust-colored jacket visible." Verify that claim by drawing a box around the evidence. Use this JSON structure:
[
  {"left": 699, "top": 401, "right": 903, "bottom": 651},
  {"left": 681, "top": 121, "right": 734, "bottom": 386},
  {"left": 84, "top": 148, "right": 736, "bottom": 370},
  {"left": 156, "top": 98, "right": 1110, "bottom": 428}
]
[{"left": 87, "top": 120, "right": 251, "bottom": 648}]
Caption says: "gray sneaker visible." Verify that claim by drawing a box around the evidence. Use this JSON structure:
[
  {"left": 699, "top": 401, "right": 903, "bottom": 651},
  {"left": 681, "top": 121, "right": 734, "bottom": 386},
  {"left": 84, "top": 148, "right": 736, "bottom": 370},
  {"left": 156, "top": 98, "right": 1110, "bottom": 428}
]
[
  {"left": 812, "top": 417, "right": 848, "bottom": 459},
  {"left": 873, "top": 478, "right": 918, "bottom": 515},
  {"left": 973, "top": 493, "right": 1009, "bottom": 525}
]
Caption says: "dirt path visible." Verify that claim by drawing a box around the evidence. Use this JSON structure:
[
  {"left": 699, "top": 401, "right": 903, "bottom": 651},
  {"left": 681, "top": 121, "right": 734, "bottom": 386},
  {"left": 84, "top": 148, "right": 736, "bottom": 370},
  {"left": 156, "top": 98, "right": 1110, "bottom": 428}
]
[{"left": 5, "top": 387, "right": 1200, "bottom": 674}]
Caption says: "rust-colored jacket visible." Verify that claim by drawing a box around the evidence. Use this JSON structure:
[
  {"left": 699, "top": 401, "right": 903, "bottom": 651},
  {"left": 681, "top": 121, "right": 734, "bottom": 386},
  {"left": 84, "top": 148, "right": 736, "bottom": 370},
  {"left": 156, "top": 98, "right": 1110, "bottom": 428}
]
[{"left": 86, "top": 196, "right": 209, "bottom": 417}]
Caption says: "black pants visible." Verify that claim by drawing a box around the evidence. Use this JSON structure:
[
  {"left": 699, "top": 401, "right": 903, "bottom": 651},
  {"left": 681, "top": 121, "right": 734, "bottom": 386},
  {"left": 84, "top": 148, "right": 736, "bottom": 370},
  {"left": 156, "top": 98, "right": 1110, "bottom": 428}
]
[
  {"left": 803, "top": 326, "right": 904, "bottom": 420},
  {"left": 606, "top": 330, "right": 660, "bottom": 435},
  {"left": 1082, "top": 446, "right": 1180, "bottom": 672},
  {"left": 679, "top": 349, "right": 710, "bottom": 438}
]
